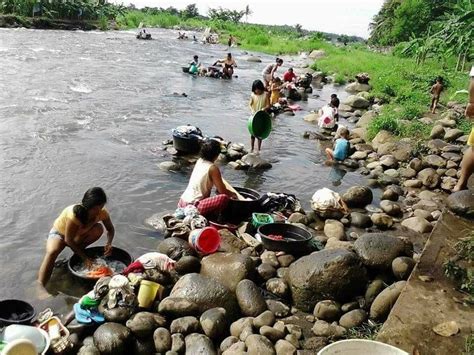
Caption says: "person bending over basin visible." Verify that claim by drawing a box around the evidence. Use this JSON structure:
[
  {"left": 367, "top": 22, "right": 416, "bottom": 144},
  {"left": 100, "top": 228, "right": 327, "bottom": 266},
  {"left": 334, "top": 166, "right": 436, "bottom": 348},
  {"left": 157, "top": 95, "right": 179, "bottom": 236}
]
[
  {"left": 178, "top": 140, "right": 237, "bottom": 218},
  {"left": 214, "top": 53, "right": 237, "bottom": 79},
  {"left": 38, "top": 187, "right": 115, "bottom": 286}
]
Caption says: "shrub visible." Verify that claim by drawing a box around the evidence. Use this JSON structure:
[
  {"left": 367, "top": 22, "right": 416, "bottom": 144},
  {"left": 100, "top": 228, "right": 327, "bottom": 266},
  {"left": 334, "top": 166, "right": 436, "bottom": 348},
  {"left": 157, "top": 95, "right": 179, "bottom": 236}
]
[
  {"left": 334, "top": 73, "right": 346, "bottom": 85},
  {"left": 367, "top": 112, "right": 402, "bottom": 139}
]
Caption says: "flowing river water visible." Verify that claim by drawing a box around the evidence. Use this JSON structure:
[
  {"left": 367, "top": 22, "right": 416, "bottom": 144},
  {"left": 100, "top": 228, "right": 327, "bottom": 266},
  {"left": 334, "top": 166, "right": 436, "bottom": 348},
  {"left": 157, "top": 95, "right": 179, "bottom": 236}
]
[{"left": 0, "top": 28, "right": 374, "bottom": 307}]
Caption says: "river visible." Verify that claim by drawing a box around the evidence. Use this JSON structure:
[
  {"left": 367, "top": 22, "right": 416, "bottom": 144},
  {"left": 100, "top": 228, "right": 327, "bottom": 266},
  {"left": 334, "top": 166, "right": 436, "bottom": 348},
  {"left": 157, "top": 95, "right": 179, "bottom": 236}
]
[{"left": 0, "top": 28, "right": 371, "bottom": 307}]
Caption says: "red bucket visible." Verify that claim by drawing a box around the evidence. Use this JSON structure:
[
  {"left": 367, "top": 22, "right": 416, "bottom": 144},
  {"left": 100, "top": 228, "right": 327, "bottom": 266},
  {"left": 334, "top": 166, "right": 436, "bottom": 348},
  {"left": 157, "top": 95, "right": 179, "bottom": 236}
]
[{"left": 188, "top": 227, "right": 220, "bottom": 254}]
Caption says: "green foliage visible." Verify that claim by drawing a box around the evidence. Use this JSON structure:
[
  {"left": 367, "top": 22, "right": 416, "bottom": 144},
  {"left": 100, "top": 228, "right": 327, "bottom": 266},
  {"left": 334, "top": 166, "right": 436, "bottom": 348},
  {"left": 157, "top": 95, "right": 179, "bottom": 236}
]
[
  {"left": 182, "top": 3, "right": 199, "bottom": 19},
  {"left": 444, "top": 234, "right": 474, "bottom": 303},
  {"left": 334, "top": 73, "right": 346, "bottom": 85},
  {"left": 465, "top": 334, "right": 474, "bottom": 355},
  {"left": 457, "top": 117, "right": 473, "bottom": 135},
  {"left": 208, "top": 7, "right": 244, "bottom": 23},
  {"left": 345, "top": 321, "right": 382, "bottom": 340},
  {"left": 368, "top": 110, "right": 402, "bottom": 139}
]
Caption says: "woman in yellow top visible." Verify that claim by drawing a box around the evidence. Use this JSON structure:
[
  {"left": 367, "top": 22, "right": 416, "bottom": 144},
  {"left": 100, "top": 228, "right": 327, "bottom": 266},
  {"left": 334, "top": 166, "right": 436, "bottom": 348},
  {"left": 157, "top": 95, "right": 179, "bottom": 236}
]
[
  {"left": 249, "top": 79, "right": 271, "bottom": 153},
  {"left": 38, "top": 187, "right": 115, "bottom": 286},
  {"left": 270, "top": 77, "right": 283, "bottom": 105}
]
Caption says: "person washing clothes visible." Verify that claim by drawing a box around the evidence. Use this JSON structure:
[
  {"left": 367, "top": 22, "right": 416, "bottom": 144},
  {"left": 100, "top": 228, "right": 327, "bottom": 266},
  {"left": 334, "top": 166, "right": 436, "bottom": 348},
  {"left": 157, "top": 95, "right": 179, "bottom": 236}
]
[
  {"left": 178, "top": 140, "right": 238, "bottom": 218},
  {"left": 249, "top": 79, "right": 271, "bottom": 153},
  {"left": 325, "top": 127, "right": 350, "bottom": 162},
  {"left": 270, "top": 77, "right": 284, "bottom": 105},
  {"left": 318, "top": 101, "right": 338, "bottom": 131},
  {"left": 262, "top": 58, "right": 284, "bottom": 87},
  {"left": 38, "top": 187, "right": 115, "bottom": 286}
]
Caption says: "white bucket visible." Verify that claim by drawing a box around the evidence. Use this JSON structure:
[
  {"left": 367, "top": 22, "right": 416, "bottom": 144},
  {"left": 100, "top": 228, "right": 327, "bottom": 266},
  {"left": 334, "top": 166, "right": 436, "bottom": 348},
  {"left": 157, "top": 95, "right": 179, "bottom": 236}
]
[{"left": 317, "top": 339, "right": 409, "bottom": 355}]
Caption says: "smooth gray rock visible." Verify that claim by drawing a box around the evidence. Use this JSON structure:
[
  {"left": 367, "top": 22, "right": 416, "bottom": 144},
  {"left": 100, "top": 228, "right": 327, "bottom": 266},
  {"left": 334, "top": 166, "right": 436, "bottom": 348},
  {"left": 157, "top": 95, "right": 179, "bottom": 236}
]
[
  {"left": 126, "top": 312, "right": 165, "bottom": 338},
  {"left": 93, "top": 323, "right": 131, "bottom": 355},
  {"left": 447, "top": 191, "right": 474, "bottom": 218},
  {"left": 185, "top": 333, "right": 216, "bottom": 355},
  {"left": 313, "top": 300, "right": 341, "bottom": 321},
  {"left": 236, "top": 279, "right": 268, "bottom": 317},
  {"left": 339, "top": 309, "right": 367, "bottom": 329},
  {"left": 342, "top": 186, "right": 373, "bottom": 208},
  {"left": 170, "top": 316, "right": 200, "bottom": 335},
  {"left": 253, "top": 311, "right": 276, "bottom": 328},
  {"left": 392, "top": 257, "right": 416, "bottom": 280},
  {"left": 245, "top": 334, "right": 276, "bottom": 355},
  {"left": 154, "top": 328, "right": 172, "bottom": 353},
  {"left": 200, "top": 307, "right": 227, "bottom": 339},
  {"left": 370, "top": 281, "right": 406, "bottom": 320}
]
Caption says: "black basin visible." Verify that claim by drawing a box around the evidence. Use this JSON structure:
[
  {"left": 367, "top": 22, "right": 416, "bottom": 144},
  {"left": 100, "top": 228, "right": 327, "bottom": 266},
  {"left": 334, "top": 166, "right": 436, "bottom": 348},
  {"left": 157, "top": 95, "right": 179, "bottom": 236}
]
[
  {"left": 172, "top": 134, "right": 201, "bottom": 154},
  {"left": 0, "top": 299, "right": 36, "bottom": 326},
  {"left": 257, "top": 223, "right": 312, "bottom": 255},
  {"left": 223, "top": 187, "right": 263, "bottom": 224},
  {"left": 68, "top": 246, "right": 133, "bottom": 281}
]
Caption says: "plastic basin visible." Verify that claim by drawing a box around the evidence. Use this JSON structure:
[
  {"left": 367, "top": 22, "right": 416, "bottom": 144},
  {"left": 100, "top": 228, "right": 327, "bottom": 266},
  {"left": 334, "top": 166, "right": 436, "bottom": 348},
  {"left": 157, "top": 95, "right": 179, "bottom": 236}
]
[
  {"left": 257, "top": 223, "right": 312, "bottom": 255},
  {"left": 223, "top": 187, "right": 263, "bottom": 224},
  {"left": 248, "top": 111, "right": 272, "bottom": 139},
  {"left": 317, "top": 339, "right": 409, "bottom": 355},
  {"left": 0, "top": 300, "right": 36, "bottom": 326}
]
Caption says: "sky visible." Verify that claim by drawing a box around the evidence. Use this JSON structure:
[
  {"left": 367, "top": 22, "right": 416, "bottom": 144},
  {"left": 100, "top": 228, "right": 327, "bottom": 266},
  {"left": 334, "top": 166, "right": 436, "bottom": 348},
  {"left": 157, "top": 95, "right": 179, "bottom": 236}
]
[{"left": 114, "top": 0, "right": 385, "bottom": 38}]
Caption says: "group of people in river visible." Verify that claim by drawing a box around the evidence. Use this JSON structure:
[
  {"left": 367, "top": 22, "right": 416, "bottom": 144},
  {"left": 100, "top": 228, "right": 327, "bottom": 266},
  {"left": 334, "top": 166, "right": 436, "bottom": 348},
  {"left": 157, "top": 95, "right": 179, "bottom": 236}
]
[{"left": 187, "top": 53, "right": 237, "bottom": 79}]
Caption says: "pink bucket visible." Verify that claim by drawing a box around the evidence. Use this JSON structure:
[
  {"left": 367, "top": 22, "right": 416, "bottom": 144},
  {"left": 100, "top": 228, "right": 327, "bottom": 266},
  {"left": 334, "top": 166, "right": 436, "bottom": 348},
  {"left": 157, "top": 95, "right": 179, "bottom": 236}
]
[{"left": 188, "top": 227, "right": 220, "bottom": 254}]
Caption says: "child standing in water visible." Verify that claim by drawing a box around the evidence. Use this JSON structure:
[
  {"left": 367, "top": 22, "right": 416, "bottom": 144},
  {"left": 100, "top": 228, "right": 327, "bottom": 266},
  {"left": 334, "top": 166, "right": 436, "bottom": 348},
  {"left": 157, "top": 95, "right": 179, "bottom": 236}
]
[
  {"left": 249, "top": 79, "right": 270, "bottom": 153},
  {"left": 325, "top": 127, "right": 350, "bottom": 162},
  {"left": 430, "top": 77, "right": 444, "bottom": 114},
  {"left": 270, "top": 77, "right": 283, "bottom": 105},
  {"left": 38, "top": 187, "right": 115, "bottom": 286}
]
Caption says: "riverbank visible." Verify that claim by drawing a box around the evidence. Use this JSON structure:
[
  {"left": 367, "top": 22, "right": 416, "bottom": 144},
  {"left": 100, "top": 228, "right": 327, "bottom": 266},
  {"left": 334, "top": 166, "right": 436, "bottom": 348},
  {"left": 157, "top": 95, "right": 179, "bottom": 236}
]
[{"left": 0, "top": 14, "right": 104, "bottom": 31}]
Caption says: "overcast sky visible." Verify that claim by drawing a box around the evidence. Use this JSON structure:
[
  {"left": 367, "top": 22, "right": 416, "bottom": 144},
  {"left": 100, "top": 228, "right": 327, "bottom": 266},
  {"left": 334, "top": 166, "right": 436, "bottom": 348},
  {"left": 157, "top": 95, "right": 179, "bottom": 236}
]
[{"left": 115, "top": 0, "right": 385, "bottom": 38}]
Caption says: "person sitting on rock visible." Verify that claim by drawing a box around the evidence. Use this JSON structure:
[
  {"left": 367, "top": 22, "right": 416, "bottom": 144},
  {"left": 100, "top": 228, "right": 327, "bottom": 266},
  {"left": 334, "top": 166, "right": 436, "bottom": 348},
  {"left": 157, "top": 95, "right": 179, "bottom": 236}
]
[
  {"left": 178, "top": 140, "right": 237, "bottom": 218},
  {"left": 453, "top": 66, "right": 474, "bottom": 191},
  {"left": 283, "top": 68, "right": 297, "bottom": 83},
  {"left": 325, "top": 127, "right": 350, "bottom": 162},
  {"left": 38, "top": 187, "right": 115, "bottom": 286}
]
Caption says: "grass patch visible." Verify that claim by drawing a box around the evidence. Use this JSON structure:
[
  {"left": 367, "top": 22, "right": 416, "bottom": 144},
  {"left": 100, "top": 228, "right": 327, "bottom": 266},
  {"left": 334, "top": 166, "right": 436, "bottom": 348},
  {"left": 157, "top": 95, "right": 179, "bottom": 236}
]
[
  {"left": 464, "top": 334, "right": 474, "bottom": 355},
  {"left": 345, "top": 321, "right": 383, "bottom": 340},
  {"left": 334, "top": 73, "right": 347, "bottom": 85}
]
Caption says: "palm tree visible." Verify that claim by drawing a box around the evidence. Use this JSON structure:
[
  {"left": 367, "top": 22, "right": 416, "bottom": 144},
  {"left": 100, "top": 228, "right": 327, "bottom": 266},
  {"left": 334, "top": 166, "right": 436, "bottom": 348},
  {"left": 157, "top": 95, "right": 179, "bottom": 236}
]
[{"left": 244, "top": 4, "right": 252, "bottom": 22}]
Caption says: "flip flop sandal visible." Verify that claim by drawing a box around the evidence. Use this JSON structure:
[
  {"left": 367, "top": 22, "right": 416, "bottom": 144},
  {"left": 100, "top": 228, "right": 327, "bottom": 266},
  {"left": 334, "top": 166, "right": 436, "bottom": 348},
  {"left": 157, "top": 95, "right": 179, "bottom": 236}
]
[{"left": 73, "top": 304, "right": 92, "bottom": 324}]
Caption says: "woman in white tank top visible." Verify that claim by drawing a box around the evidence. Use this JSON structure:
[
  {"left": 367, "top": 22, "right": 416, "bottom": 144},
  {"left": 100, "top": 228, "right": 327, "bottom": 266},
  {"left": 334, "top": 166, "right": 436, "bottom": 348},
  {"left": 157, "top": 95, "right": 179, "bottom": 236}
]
[{"left": 179, "top": 140, "right": 237, "bottom": 217}]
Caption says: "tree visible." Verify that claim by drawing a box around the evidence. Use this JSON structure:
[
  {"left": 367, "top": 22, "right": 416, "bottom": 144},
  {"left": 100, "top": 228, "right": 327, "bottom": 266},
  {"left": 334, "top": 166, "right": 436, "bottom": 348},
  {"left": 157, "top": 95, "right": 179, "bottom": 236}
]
[
  {"left": 244, "top": 4, "right": 252, "bottom": 22},
  {"left": 208, "top": 7, "right": 244, "bottom": 23},
  {"left": 182, "top": 3, "right": 199, "bottom": 18},
  {"left": 295, "top": 24, "right": 303, "bottom": 36}
]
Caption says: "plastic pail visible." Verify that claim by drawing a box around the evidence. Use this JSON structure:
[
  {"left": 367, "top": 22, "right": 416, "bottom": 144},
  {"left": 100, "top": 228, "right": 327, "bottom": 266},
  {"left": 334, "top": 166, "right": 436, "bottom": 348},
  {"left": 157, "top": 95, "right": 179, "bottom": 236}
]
[
  {"left": 137, "top": 280, "right": 160, "bottom": 309},
  {"left": 247, "top": 111, "right": 272, "bottom": 139},
  {"left": 317, "top": 339, "right": 409, "bottom": 355},
  {"left": 188, "top": 227, "right": 220, "bottom": 254}
]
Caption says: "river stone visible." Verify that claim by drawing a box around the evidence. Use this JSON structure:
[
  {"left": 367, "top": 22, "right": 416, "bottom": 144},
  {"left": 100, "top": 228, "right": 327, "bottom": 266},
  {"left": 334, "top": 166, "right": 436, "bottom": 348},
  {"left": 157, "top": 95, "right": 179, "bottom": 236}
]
[
  {"left": 257, "top": 263, "right": 277, "bottom": 280},
  {"left": 446, "top": 160, "right": 458, "bottom": 169},
  {"left": 287, "top": 249, "right": 368, "bottom": 311},
  {"left": 414, "top": 209, "right": 433, "bottom": 221},
  {"left": 288, "top": 212, "right": 309, "bottom": 225},
  {"left": 223, "top": 341, "right": 246, "bottom": 354},
  {"left": 200, "top": 307, "right": 227, "bottom": 339},
  {"left": 175, "top": 255, "right": 201, "bottom": 275},
  {"left": 245, "top": 334, "right": 276, "bottom": 355},
  {"left": 253, "top": 310, "right": 276, "bottom": 328},
  {"left": 266, "top": 278, "right": 290, "bottom": 299},
  {"left": 441, "top": 152, "right": 462, "bottom": 162},
  {"left": 370, "top": 281, "right": 407, "bottom": 320},
  {"left": 444, "top": 128, "right": 463, "bottom": 142},
  {"left": 93, "top": 323, "right": 131, "bottom": 355},
  {"left": 266, "top": 300, "right": 290, "bottom": 317},
  {"left": 344, "top": 95, "right": 370, "bottom": 109},
  {"left": 442, "top": 144, "right": 462, "bottom": 153},
  {"left": 200, "top": 252, "right": 254, "bottom": 292},
  {"left": 219, "top": 229, "right": 248, "bottom": 253},
  {"left": 241, "top": 153, "right": 272, "bottom": 169},
  {"left": 313, "top": 300, "right": 341, "bottom": 321},
  {"left": 380, "top": 155, "right": 398, "bottom": 169},
  {"left": 157, "top": 237, "right": 196, "bottom": 260},
  {"left": 427, "top": 139, "right": 448, "bottom": 154},
  {"left": 170, "top": 316, "right": 200, "bottom": 335},
  {"left": 220, "top": 336, "right": 240, "bottom": 352},
  {"left": 325, "top": 238, "right": 354, "bottom": 251},
  {"left": 412, "top": 199, "right": 439, "bottom": 212},
  {"left": 365, "top": 279, "right": 385, "bottom": 306},
  {"left": 77, "top": 345, "right": 100, "bottom": 355},
  {"left": 381, "top": 188, "right": 399, "bottom": 202},
  {"left": 126, "top": 312, "right": 165, "bottom": 338},
  {"left": 102, "top": 306, "right": 133, "bottom": 324},
  {"left": 430, "top": 125, "right": 445, "bottom": 139},
  {"left": 277, "top": 254, "right": 295, "bottom": 267},
  {"left": 154, "top": 328, "right": 172, "bottom": 353},
  {"left": 260, "top": 326, "right": 285, "bottom": 342},
  {"left": 323, "top": 219, "right": 345, "bottom": 240},
  {"left": 158, "top": 297, "right": 200, "bottom": 317},
  {"left": 275, "top": 339, "right": 297, "bottom": 355},
  {"left": 171, "top": 333, "right": 185, "bottom": 353},
  {"left": 350, "top": 212, "right": 372, "bottom": 228},
  {"left": 392, "top": 257, "right": 416, "bottom": 280},
  {"left": 132, "top": 337, "right": 155, "bottom": 355},
  {"left": 404, "top": 179, "right": 422, "bottom": 188},
  {"left": 351, "top": 151, "right": 368, "bottom": 160},
  {"left": 401, "top": 216, "right": 433, "bottom": 234},
  {"left": 169, "top": 273, "right": 239, "bottom": 319},
  {"left": 424, "top": 154, "right": 446, "bottom": 168},
  {"left": 408, "top": 158, "right": 423, "bottom": 172},
  {"left": 230, "top": 317, "right": 254, "bottom": 338},
  {"left": 311, "top": 320, "right": 346, "bottom": 339},
  {"left": 245, "top": 56, "right": 262, "bottom": 62},
  {"left": 159, "top": 161, "right": 180, "bottom": 171},
  {"left": 445, "top": 168, "right": 458, "bottom": 177},
  {"left": 341, "top": 301, "right": 359, "bottom": 313},
  {"left": 370, "top": 213, "right": 393, "bottom": 230},
  {"left": 418, "top": 168, "right": 440, "bottom": 189},
  {"left": 339, "top": 309, "right": 367, "bottom": 329},
  {"left": 261, "top": 251, "right": 280, "bottom": 268},
  {"left": 354, "top": 233, "right": 411, "bottom": 270},
  {"left": 380, "top": 200, "right": 401, "bottom": 216},
  {"left": 447, "top": 191, "right": 474, "bottom": 218},
  {"left": 304, "top": 113, "right": 319, "bottom": 122},
  {"left": 342, "top": 186, "right": 373, "bottom": 208},
  {"left": 399, "top": 167, "right": 417, "bottom": 179},
  {"left": 236, "top": 279, "right": 267, "bottom": 317},
  {"left": 185, "top": 333, "right": 216, "bottom": 355}
]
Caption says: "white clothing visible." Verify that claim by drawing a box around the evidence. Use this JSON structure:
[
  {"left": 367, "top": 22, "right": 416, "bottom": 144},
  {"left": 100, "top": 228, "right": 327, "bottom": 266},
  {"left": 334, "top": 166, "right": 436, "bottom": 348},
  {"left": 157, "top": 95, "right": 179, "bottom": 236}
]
[
  {"left": 318, "top": 105, "right": 337, "bottom": 129},
  {"left": 180, "top": 158, "right": 213, "bottom": 204}
]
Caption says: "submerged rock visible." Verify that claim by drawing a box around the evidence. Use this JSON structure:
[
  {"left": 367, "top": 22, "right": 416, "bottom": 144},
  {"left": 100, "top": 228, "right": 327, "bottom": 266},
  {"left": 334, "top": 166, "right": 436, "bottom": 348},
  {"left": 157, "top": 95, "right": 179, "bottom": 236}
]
[
  {"left": 241, "top": 153, "right": 272, "bottom": 169},
  {"left": 287, "top": 249, "right": 368, "bottom": 311}
]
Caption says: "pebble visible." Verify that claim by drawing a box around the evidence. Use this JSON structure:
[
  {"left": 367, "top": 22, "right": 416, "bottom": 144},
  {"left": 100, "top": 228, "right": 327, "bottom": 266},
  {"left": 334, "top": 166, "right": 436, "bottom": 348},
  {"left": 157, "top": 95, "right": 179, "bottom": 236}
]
[
  {"left": 380, "top": 200, "right": 401, "bottom": 216},
  {"left": 266, "top": 278, "right": 290, "bottom": 299},
  {"left": 370, "top": 281, "right": 406, "bottom": 320},
  {"left": 266, "top": 300, "right": 290, "bottom": 317},
  {"left": 170, "top": 316, "right": 200, "bottom": 335},
  {"left": 339, "top": 309, "right": 368, "bottom": 329},
  {"left": 258, "top": 263, "right": 277, "bottom": 280},
  {"left": 245, "top": 334, "right": 276, "bottom": 355},
  {"left": 261, "top": 251, "right": 280, "bottom": 268},
  {"left": 200, "top": 307, "right": 227, "bottom": 339},
  {"left": 154, "top": 328, "right": 172, "bottom": 353},
  {"left": 311, "top": 320, "right": 346, "bottom": 338},
  {"left": 253, "top": 310, "right": 276, "bottom": 328},
  {"left": 286, "top": 324, "right": 303, "bottom": 339},
  {"left": 313, "top": 300, "right": 341, "bottom": 321},
  {"left": 223, "top": 341, "right": 246, "bottom": 354},
  {"left": 275, "top": 339, "right": 297, "bottom": 355},
  {"left": 260, "top": 325, "right": 285, "bottom": 342},
  {"left": 171, "top": 333, "right": 185, "bottom": 353},
  {"left": 277, "top": 254, "right": 296, "bottom": 267},
  {"left": 370, "top": 213, "right": 393, "bottom": 230},
  {"left": 323, "top": 219, "right": 346, "bottom": 240},
  {"left": 341, "top": 301, "right": 359, "bottom": 313},
  {"left": 392, "top": 257, "right": 416, "bottom": 280},
  {"left": 220, "top": 336, "right": 240, "bottom": 352}
]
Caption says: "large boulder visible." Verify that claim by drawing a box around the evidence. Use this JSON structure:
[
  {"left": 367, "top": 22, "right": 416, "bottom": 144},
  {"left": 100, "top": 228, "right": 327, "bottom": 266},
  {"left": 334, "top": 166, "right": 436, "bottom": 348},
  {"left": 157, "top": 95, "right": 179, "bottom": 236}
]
[
  {"left": 93, "top": 323, "right": 131, "bottom": 355},
  {"left": 200, "top": 252, "right": 255, "bottom": 292},
  {"left": 346, "top": 82, "right": 372, "bottom": 93},
  {"left": 417, "top": 168, "right": 440, "bottom": 189},
  {"left": 309, "top": 50, "right": 326, "bottom": 59},
  {"left": 344, "top": 95, "right": 370, "bottom": 109},
  {"left": 355, "top": 111, "right": 376, "bottom": 129},
  {"left": 447, "top": 190, "right": 474, "bottom": 219},
  {"left": 372, "top": 130, "right": 394, "bottom": 150},
  {"left": 342, "top": 186, "right": 373, "bottom": 208},
  {"left": 287, "top": 249, "right": 368, "bottom": 312},
  {"left": 353, "top": 233, "right": 412, "bottom": 270},
  {"left": 401, "top": 217, "right": 433, "bottom": 234},
  {"left": 157, "top": 237, "right": 196, "bottom": 260},
  {"left": 168, "top": 273, "right": 239, "bottom": 319}
]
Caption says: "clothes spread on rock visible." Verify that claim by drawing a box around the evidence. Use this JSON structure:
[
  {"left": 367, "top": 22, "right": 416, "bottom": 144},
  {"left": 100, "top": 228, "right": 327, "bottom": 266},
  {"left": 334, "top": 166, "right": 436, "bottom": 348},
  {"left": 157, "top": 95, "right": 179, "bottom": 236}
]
[
  {"left": 107, "top": 275, "right": 135, "bottom": 309},
  {"left": 260, "top": 193, "right": 301, "bottom": 214},
  {"left": 172, "top": 125, "right": 203, "bottom": 139}
]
